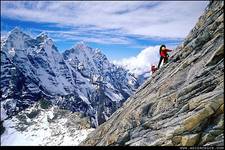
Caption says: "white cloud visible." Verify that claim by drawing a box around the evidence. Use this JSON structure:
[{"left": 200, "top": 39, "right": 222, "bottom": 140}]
[
  {"left": 39, "top": 29, "right": 133, "bottom": 45},
  {"left": 9, "top": 27, "right": 133, "bottom": 45},
  {"left": 1, "top": 1, "right": 209, "bottom": 40},
  {"left": 113, "top": 44, "right": 176, "bottom": 76},
  {"left": 113, "top": 45, "right": 160, "bottom": 76}
]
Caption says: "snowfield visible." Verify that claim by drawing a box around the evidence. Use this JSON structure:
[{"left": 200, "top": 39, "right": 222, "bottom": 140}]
[{"left": 1, "top": 104, "right": 95, "bottom": 146}]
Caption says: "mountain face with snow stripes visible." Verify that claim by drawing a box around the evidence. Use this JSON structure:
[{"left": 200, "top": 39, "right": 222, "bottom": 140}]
[{"left": 1, "top": 28, "right": 140, "bottom": 127}]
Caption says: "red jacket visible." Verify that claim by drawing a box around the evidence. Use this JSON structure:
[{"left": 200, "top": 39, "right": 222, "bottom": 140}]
[{"left": 160, "top": 49, "right": 172, "bottom": 58}]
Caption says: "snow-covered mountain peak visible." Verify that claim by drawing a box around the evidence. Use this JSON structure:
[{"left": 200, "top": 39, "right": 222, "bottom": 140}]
[
  {"left": 37, "top": 31, "right": 48, "bottom": 37},
  {"left": 73, "top": 42, "right": 106, "bottom": 58},
  {"left": 36, "top": 32, "right": 49, "bottom": 43},
  {"left": 35, "top": 33, "right": 59, "bottom": 53},
  {"left": 1, "top": 29, "right": 140, "bottom": 128},
  {"left": 5, "top": 28, "right": 32, "bottom": 50},
  {"left": 73, "top": 41, "right": 92, "bottom": 52},
  {"left": 64, "top": 41, "right": 98, "bottom": 61},
  {"left": 9, "top": 27, "right": 22, "bottom": 34},
  {"left": 8, "top": 27, "right": 30, "bottom": 39},
  {"left": 75, "top": 41, "right": 88, "bottom": 47},
  {"left": 8, "top": 27, "right": 24, "bottom": 37}
]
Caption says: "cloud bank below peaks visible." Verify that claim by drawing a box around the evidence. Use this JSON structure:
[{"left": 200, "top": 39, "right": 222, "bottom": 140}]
[{"left": 113, "top": 46, "right": 162, "bottom": 76}]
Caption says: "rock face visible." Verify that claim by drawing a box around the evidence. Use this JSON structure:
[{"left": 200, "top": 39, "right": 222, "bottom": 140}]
[
  {"left": 1, "top": 29, "right": 138, "bottom": 127},
  {"left": 81, "top": 1, "right": 224, "bottom": 146}
]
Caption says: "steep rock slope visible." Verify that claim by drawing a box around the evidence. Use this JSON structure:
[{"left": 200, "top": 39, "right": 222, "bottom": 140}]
[{"left": 81, "top": 1, "right": 224, "bottom": 146}]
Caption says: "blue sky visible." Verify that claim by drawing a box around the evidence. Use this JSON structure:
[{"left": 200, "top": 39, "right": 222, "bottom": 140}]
[{"left": 1, "top": 1, "right": 208, "bottom": 62}]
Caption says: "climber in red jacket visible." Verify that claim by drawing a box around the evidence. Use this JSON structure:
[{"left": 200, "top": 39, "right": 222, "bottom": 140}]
[{"left": 157, "top": 45, "right": 173, "bottom": 69}]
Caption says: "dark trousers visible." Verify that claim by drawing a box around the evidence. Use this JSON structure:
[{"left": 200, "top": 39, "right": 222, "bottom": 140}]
[{"left": 158, "top": 56, "right": 168, "bottom": 69}]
